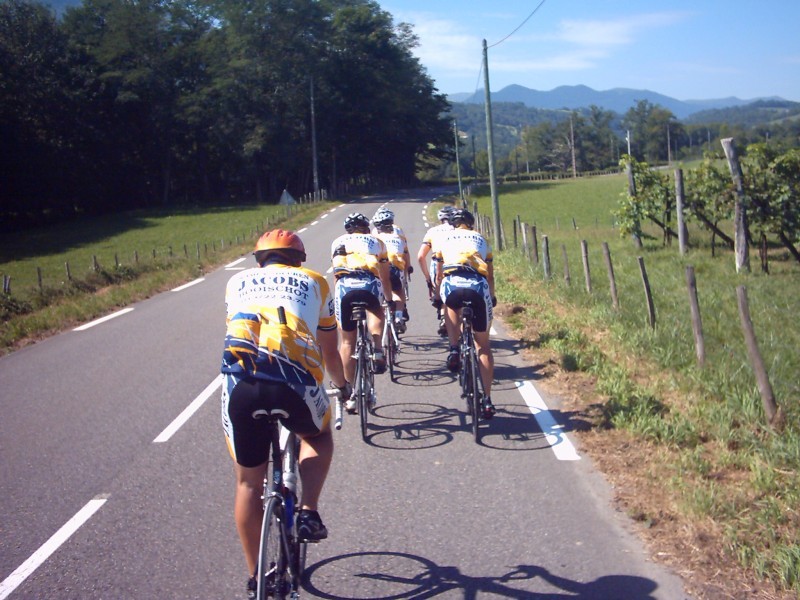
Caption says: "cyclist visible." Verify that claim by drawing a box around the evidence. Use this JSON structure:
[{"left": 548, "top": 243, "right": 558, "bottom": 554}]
[
  {"left": 371, "top": 206, "right": 407, "bottom": 242},
  {"left": 433, "top": 208, "right": 497, "bottom": 419},
  {"left": 220, "top": 229, "right": 349, "bottom": 599},
  {"left": 417, "top": 205, "right": 454, "bottom": 335},
  {"left": 330, "top": 212, "right": 393, "bottom": 411},
  {"left": 372, "top": 209, "right": 411, "bottom": 333}
]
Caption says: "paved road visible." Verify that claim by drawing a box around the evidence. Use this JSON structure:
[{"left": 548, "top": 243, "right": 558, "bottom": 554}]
[{"left": 0, "top": 188, "right": 692, "bottom": 599}]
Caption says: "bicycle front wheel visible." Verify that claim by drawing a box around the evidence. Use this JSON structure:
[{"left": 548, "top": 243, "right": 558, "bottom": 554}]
[{"left": 257, "top": 496, "right": 288, "bottom": 600}]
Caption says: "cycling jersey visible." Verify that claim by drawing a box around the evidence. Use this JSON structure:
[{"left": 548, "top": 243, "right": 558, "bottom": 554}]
[
  {"left": 434, "top": 228, "right": 493, "bottom": 279},
  {"left": 372, "top": 223, "right": 406, "bottom": 241},
  {"left": 222, "top": 264, "right": 336, "bottom": 387},
  {"left": 330, "top": 233, "right": 389, "bottom": 279},
  {"left": 375, "top": 230, "right": 408, "bottom": 272}
]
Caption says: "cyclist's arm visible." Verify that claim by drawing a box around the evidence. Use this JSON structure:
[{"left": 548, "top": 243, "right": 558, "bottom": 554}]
[
  {"left": 318, "top": 328, "right": 347, "bottom": 388},
  {"left": 378, "top": 259, "right": 392, "bottom": 303},
  {"left": 487, "top": 260, "right": 495, "bottom": 298},
  {"left": 417, "top": 242, "right": 431, "bottom": 283}
]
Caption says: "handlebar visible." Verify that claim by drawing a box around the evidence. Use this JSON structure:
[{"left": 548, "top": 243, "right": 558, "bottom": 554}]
[{"left": 326, "top": 388, "right": 345, "bottom": 430}]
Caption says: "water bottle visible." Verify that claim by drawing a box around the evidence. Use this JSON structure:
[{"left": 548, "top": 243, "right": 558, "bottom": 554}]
[{"left": 283, "top": 470, "right": 298, "bottom": 496}]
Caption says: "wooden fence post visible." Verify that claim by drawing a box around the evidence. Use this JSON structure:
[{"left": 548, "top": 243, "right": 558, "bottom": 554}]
[
  {"left": 736, "top": 285, "right": 783, "bottom": 430},
  {"left": 37, "top": 267, "right": 43, "bottom": 291},
  {"left": 721, "top": 138, "right": 751, "bottom": 273},
  {"left": 542, "top": 235, "right": 551, "bottom": 279},
  {"left": 602, "top": 243, "right": 619, "bottom": 310},
  {"left": 581, "top": 240, "right": 592, "bottom": 294},
  {"left": 638, "top": 256, "right": 656, "bottom": 329},
  {"left": 685, "top": 266, "right": 705, "bottom": 367},
  {"left": 531, "top": 225, "right": 539, "bottom": 265},
  {"left": 561, "top": 244, "right": 571, "bottom": 285},
  {"left": 675, "top": 168, "right": 688, "bottom": 256},
  {"left": 65, "top": 262, "right": 72, "bottom": 281}
]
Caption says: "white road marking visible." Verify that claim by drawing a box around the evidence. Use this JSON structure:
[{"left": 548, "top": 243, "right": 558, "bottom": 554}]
[
  {"left": 310, "top": 221, "right": 319, "bottom": 226},
  {"left": 0, "top": 496, "right": 108, "bottom": 599},
  {"left": 225, "top": 257, "right": 247, "bottom": 269},
  {"left": 73, "top": 308, "right": 134, "bottom": 331},
  {"left": 298, "top": 227, "right": 308, "bottom": 233},
  {"left": 490, "top": 326, "right": 497, "bottom": 335},
  {"left": 153, "top": 375, "right": 223, "bottom": 443},
  {"left": 516, "top": 380, "right": 581, "bottom": 461},
  {"left": 171, "top": 278, "right": 204, "bottom": 292}
]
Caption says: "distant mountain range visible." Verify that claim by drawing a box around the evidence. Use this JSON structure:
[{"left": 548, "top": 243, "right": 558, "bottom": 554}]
[{"left": 449, "top": 84, "right": 787, "bottom": 120}]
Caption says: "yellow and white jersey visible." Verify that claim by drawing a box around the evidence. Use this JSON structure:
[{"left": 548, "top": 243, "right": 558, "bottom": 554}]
[
  {"left": 330, "top": 233, "right": 389, "bottom": 279},
  {"left": 371, "top": 224, "right": 406, "bottom": 242},
  {"left": 375, "top": 231, "right": 408, "bottom": 271},
  {"left": 222, "top": 264, "right": 336, "bottom": 386},
  {"left": 421, "top": 222, "right": 454, "bottom": 252},
  {"left": 434, "top": 227, "right": 493, "bottom": 278}
]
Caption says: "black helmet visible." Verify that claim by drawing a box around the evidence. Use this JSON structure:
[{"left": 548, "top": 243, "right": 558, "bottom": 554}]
[
  {"left": 344, "top": 212, "right": 370, "bottom": 233},
  {"left": 450, "top": 208, "right": 475, "bottom": 228}
]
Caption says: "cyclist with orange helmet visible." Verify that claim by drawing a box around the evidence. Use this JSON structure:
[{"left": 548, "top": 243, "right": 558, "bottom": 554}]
[
  {"left": 330, "top": 212, "right": 393, "bottom": 411},
  {"left": 220, "top": 229, "right": 348, "bottom": 598}
]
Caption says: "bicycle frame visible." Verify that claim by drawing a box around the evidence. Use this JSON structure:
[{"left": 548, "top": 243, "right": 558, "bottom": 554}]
[{"left": 381, "top": 302, "right": 399, "bottom": 381}]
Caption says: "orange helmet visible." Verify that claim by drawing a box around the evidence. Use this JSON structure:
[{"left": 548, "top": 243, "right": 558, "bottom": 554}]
[{"left": 253, "top": 229, "right": 306, "bottom": 263}]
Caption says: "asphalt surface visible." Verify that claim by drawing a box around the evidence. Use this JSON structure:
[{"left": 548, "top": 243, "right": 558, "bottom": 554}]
[{"left": 0, "top": 188, "right": 692, "bottom": 599}]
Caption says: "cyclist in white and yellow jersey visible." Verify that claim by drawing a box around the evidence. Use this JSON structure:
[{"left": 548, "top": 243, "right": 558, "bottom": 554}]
[
  {"left": 330, "top": 212, "right": 393, "bottom": 410},
  {"left": 372, "top": 210, "right": 412, "bottom": 334},
  {"left": 221, "top": 229, "right": 349, "bottom": 598},
  {"left": 433, "top": 208, "right": 497, "bottom": 419},
  {"left": 418, "top": 205, "right": 454, "bottom": 335},
  {"left": 371, "top": 207, "right": 407, "bottom": 242}
]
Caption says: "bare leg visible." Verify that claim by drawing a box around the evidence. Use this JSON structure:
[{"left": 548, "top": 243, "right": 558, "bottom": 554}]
[
  {"left": 233, "top": 462, "right": 267, "bottom": 576},
  {"left": 297, "top": 429, "right": 333, "bottom": 511}
]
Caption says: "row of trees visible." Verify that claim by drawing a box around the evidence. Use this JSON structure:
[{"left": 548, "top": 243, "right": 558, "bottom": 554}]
[
  {"left": 0, "top": 0, "right": 453, "bottom": 226},
  {"left": 616, "top": 145, "right": 800, "bottom": 265}
]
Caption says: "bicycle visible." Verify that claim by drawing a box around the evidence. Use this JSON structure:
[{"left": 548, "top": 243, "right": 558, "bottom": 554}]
[
  {"left": 456, "top": 300, "right": 486, "bottom": 442},
  {"left": 253, "top": 307, "right": 342, "bottom": 599},
  {"left": 381, "top": 301, "right": 400, "bottom": 382},
  {"left": 349, "top": 301, "right": 376, "bottom": 441}
]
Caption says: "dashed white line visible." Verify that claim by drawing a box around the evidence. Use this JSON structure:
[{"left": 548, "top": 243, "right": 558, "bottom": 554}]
[
  {"left": 311, "top": 221, "right": 319, "bottom": 226},
  {"left": 0, "top": 496, "right": 108, "bottom": 599},
  {"left": 73, "top": 308, "right": 134, "bottom": 331},
  {"left": 298, "top": 227, "right": 308, "bottom": 233},
  {"left": 225, "top": 257, "right": 247, "bottom": 269},
  {"left": 153, "top": 375, "right": 223, "bottom": 443},
  {"left": 171, "top": 278, "right": 205, "bottom": 292},
  {"left": 516, "top": 380, "right": 580, "bottom": 461}
]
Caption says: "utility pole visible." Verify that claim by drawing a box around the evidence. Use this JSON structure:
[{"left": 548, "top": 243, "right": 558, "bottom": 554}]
[
  {"left": 482, "top": 39, "right": 501, "bottom": 251},
  {"left": 454, "top": 119, "right": 464, "bottom": 204},
  {"left": 626, "top": 130, "right": 631, "bottom": 156},
  {"left": 569, "top": 114, "right": 577, "bottom": 178},
  {"left": 310, "top": 77, "right": 319, "bottom": 194}
]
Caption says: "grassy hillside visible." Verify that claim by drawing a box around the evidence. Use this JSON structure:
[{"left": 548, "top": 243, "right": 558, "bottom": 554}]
[{"left": 466, "top": 175, "right": 799, "bottom": 598}]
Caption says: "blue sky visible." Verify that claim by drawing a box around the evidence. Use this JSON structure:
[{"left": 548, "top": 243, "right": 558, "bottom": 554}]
[{"left": 383, "top": 0, "right": 800, "bottom": 102}]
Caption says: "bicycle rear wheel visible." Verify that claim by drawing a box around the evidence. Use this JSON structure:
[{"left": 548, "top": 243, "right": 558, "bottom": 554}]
[
  {"left": 257, "top": 496, "right": 288, "bottom": 600},
  {"left": 356, "top": 347, "right": 369, "bottom": 441},
  {"left": 468, "top": 346, "right": 481, "bottom": 442},
  {"left": 386, "top": 322, "right": 397, "bottom": 382}
]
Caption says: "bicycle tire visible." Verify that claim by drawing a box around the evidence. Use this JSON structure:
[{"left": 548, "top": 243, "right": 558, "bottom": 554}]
[
  {"left": 257, "top": 496, "right": 288, "bottom": 600},
  {"left": 386, "top": 321, "right": 397, "bottom": 382},
  {"left": 468, "top": 343, "right": 481, "bottom": 442},
  {"left": 354, "top": 335, "right": 369, "bottom": 441}
]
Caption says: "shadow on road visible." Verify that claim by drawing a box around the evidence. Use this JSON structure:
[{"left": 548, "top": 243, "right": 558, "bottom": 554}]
[{"left": 303, "top": 550, "right": 660, "bottom": 599}]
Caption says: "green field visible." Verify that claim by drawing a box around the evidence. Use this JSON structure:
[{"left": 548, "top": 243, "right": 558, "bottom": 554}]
[{"left": 468, "top": 174, "right": 800, "bottom": 595}]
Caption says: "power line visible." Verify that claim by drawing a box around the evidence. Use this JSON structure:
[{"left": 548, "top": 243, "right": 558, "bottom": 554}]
[{"left": 488, "top": 0, "right": 548, "bottom": 49}]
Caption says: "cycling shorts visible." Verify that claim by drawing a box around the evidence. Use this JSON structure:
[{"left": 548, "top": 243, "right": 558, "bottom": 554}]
[
  {"left": 440, "top": 271, "right": 492, "bottom": 333},
  {"left": 334, "top": 273, "right": 383, "bottom": 332},
  {"left": 221, "top": 374, "right": 331, "bottom": 468},
  {"left": 388, "top": 265, "right": 405, "bottom": 295}
]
